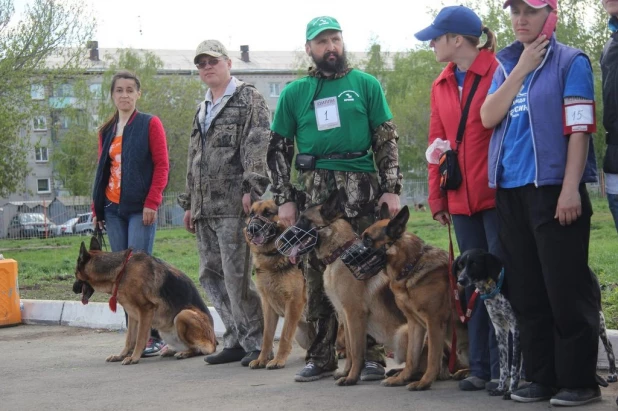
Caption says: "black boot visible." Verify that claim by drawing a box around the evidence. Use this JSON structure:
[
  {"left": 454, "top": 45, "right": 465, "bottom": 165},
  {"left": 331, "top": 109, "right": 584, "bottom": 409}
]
[{"left": 204, "top": 347, "right": 246, "bottom": 364}]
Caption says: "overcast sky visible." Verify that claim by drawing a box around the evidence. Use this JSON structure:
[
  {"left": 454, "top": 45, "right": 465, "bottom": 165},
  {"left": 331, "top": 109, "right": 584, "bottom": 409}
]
[{"left": 13, "top": 0, "right": 486, "bottom": 52}]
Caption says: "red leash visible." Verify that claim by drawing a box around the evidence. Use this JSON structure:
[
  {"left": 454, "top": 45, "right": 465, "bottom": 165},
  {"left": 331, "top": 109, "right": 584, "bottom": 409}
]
[
  {"left": 446, "top": 223, "right": 479, "bottom": 373},
  {"left": 109, "top": 250, "right": 133, "bottom": 312}
]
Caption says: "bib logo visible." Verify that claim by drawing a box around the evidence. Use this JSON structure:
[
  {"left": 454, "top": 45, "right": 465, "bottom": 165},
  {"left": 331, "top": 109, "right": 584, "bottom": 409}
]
[{"left": 338, "top": 90, "right": 360, "bottom": 102}]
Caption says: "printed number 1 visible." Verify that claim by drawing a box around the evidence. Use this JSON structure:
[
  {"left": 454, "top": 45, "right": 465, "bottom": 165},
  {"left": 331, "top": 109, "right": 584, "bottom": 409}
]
[{"left": 324, "top": 110, "right": 328, "bottom": 121}]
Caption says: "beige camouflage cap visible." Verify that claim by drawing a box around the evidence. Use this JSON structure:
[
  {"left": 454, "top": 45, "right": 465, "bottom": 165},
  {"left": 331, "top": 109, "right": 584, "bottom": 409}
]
[{"left": 194, "top": 40, "right": 228, "bottom": 64}]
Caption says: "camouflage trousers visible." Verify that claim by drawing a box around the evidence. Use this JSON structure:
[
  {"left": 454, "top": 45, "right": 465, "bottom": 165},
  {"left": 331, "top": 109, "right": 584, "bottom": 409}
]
[
  {"left": 303, "top": 214, "right": 386, "bottom": 369},
  {"left": 195, "top": 217, "right": 264, "bottom": 352}
]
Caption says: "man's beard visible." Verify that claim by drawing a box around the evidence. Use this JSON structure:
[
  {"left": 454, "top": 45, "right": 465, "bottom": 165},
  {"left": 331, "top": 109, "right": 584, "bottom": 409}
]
[{"left": 311, "top": 48, "right": 348, "bottom": 73}]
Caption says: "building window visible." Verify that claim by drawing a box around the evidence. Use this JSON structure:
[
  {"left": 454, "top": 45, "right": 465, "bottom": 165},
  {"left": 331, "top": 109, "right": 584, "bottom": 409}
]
[
  {"left": 89, "top": 83, "right": 102, "bottom": 98},
  {"left": 37, "top": 178, "right": 51, "bottom": 194},
  {"left": 35, "top": 147, "right": 48, "bottom": 162},
  {"left": 33, "top": 116, "right": 47, "bottom": 131},
  {"left": 269, "top": 82, "right": 280, "bottom": 97},
  {"left": 31, "top": 84, "right": 45, "bottom": 100},
  {"left": 57, "top": 115, "right": 70, "bottom": 129},
  {"left": 54, "top": 83, "right": 74, "bottom": 98}
]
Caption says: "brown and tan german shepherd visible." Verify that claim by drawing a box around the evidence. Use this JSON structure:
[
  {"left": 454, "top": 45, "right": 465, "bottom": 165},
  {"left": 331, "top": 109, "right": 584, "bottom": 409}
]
[
  {"left": 73, "top": 237, "right": 217, "bottom": 365},
  {"left": 243, "top": 200, "right": 314, "bottom": 369},
  {"left": 286, "top": 189, "right": 467, "bottom": 387},
  {"left": 360, "top": 203, "right": 469, "bottom": 390}
]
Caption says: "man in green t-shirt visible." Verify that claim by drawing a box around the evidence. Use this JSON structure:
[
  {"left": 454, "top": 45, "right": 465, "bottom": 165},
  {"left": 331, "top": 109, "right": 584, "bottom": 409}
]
[{"left": 267, "top": 16, "right": 403, "bottom": 382}]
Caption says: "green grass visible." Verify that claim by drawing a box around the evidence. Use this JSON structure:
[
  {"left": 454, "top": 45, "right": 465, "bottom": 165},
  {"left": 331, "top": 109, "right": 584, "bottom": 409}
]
[{"left": 1, "top": 197, "right": 616, "bottom": 326}]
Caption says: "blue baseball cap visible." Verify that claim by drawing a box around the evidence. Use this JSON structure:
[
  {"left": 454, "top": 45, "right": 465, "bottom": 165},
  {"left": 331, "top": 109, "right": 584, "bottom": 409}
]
[{"left": 415, "top": 6, "right": 483, "bottom": 41}]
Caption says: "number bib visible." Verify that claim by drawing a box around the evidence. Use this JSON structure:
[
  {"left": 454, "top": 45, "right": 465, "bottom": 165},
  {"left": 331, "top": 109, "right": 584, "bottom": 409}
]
[
  {"left": 563, "top": 100, "right": 596, "bottom": 134},
  {"left": 314, "top": 96, "right": 341, "bottom": 131}
]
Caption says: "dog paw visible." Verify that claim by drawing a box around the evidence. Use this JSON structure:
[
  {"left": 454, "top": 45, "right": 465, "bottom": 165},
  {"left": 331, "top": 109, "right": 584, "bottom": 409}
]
[
  {"left": 607, "top": 374, "right": 617, "bottom": 383},
  {"left": 160, "top": 348, "right": 176, "bottom": 358},
  {"left": 451, "top": 369, "right": 470, "bottom": 381},
  {"left": 333, "top": 370, "right": 349, "bottom": 379},
  {"left": 488, "top": 388, "right": 507, "bottom": 397},
  {"left": 385, "top": 368, "right": 403, "bottom": 378},
  {"left": 174, "top": 351, "right": 193, "bottom": 360},
  {"left": 503, "top": 392, "right": 512, "bottom": 400},
  {"left": 249, "top": 360, "right": 266, "bottom": 369},
  {"left": 381, "top": 376, "right": 406, "bottom": 387},
  {"left": 106, "top": 354, "right": 126, "bottom": 362},
  {"left": 121, "top": 356, "right": 140, "bottom": 365},
  {"left": 406, "top": 381, "right": 431, "bottom": 391},
  {"left": 335, "top": 377, "right": 358, "bottom": 386},
  {"left": 266, "top": 359, "right": 285, "bottom": 370}
]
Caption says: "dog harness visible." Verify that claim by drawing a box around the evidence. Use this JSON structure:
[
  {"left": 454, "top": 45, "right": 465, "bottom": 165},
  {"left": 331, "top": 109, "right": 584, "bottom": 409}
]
[
  {"left": 479, "top": 268, "right": 505, "bottom": 301},
  {"left": 109, "top": 250, "right": 133, "bottom": 313}
]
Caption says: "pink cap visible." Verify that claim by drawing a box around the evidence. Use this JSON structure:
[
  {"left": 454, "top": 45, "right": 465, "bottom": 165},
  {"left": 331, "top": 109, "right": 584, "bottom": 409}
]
[{"left": 503, "top": 0, "right": 557, "bottom": 9}]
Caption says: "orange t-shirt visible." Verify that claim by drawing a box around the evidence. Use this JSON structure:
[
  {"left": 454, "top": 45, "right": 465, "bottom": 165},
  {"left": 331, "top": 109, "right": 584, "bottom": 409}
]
[{"left": 105, "top": 135, "right": 122, "bottom": 203}]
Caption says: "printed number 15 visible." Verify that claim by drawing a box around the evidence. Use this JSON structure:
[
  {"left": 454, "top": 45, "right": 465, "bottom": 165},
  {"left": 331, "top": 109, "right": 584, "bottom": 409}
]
[{"left": 572, "top": 109, "right": 583, "bottom": 122}]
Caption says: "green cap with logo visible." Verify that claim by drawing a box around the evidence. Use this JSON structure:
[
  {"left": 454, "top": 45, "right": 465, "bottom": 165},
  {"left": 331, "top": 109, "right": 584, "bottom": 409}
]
[
  {"left": 194, "top": 39, "right": 228, "bottom": 64},
  {"left": 306, "top": 16, "right": 342, "bottom": 40}
]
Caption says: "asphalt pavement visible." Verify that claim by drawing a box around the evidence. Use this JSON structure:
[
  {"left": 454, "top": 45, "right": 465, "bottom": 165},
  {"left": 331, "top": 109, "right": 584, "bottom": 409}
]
[{"left": 1, "top": 325, "right": 616, "bottom": 411}]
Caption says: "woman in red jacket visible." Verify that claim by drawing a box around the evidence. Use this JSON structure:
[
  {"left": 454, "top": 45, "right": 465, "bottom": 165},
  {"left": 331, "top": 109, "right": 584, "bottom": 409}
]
[{"left": 415, "top": 5, "right": 500, "bottom": 391}]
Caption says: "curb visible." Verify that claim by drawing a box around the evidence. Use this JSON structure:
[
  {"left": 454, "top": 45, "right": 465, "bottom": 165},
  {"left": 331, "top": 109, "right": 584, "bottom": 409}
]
[
  {"left": 18, "top": 299, "right": 616, "bottom": 371},
  {"left": 20, "top": 299, "right": 284, "bottom": 339}
]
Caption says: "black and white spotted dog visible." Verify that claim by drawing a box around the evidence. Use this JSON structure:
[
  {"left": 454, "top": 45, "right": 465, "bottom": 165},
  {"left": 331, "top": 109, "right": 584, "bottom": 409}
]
[
  {"left": 454, "top": 249, "right": 520, "bottom": 400},
  {"left": 455, "top": 249, "right": 618, "bottom": 399}
]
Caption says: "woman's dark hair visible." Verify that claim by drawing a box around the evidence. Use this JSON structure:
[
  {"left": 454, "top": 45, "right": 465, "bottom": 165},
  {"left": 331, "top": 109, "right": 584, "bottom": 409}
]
[
  {"left": 99, "top": 70, "right": 141, "bottom": 134},
  {"left": 449, "top": 26, "right": 496, "bottom": 53}
]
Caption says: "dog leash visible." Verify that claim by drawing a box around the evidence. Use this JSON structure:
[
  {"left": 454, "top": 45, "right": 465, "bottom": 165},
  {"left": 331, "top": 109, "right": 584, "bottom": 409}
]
[
  {"left": 109, "top": 249, "right": 133, "bottom": 312},
  {"left": 446, "top": 222, "right": 479, "bottom": 373}
]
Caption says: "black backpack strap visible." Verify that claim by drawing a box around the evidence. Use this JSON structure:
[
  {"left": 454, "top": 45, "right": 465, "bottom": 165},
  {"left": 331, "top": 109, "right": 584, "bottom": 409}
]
[{"left": 455, "top": 74, "right": 482, "bottom": 152}]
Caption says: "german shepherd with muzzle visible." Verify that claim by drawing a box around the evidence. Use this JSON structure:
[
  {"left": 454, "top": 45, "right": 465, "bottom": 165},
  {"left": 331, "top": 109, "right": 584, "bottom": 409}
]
[
  {"left": 358, "top": 203, "right": 469, "bottom": 390},
  {"left": 73, "top": 237, "right": 217, "bottom": 365},
  {"left": 243, "top": 200, "right": 314, "bottom": 369}
]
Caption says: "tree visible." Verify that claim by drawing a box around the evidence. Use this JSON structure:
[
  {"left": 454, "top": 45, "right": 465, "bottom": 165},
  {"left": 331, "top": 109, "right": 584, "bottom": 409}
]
[
  {"left": 52, "top": 49, "right": 205, "bottom": 195},
  {"left": 0, "top": 0, "right": 94, "bottom": 197}
]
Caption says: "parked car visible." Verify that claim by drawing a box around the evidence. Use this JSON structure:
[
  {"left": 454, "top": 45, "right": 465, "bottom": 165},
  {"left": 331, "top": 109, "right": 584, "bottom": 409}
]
[
  {"left": 6, "top": 213, "right": 56, "bottom": 239},
  {"left": 54, "top": 217, "right": 79, "bottom": 236},
  {"left": 74, "top": 213, "right": 95, "bottom": 235}
]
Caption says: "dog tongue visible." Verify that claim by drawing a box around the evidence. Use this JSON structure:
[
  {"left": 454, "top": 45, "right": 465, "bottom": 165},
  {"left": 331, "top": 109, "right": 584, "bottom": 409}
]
[
  {"left": 289, "top": 245, "right": 300, "bottom": 265},
  {"left": 81, "top": 284, "right": 89, "bottom": 305},
  {"left": 252, "top": 235, "right": 265, "bottom": 245}
]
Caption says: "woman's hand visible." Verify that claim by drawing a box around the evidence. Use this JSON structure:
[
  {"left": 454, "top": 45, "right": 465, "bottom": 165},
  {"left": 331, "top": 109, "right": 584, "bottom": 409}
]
[
  {"left": 514, "top": 34, "right": 550, "bottom": 77},
  {"left": 92, "top": 215, "right": 105, "bottom": 230},
  {"left": 433, "top": 210, "right": 451, "bottom": 226},
  {"left": 143, "top": 207, "right": 157, "bottom": 226}
]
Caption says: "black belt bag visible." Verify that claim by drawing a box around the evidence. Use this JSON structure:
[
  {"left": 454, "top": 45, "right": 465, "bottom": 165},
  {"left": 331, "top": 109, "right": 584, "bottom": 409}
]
[{"left": 295, "top": 150, "right": 368, "bottom": 170}]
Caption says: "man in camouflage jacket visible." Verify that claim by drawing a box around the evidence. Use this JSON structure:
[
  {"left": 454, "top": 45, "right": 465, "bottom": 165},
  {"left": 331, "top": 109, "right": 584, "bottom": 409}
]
[
  {"left": 178, "top": 40, "right": 270, "bottom": 366},
  {"left": 268, "top": 17, "right": 403, "bottom": 382}
]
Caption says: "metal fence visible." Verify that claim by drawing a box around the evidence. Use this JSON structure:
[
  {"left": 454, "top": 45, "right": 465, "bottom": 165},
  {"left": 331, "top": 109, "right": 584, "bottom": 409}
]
[{"left": 0, "top": 176, "right": 608, "bottom": 238}]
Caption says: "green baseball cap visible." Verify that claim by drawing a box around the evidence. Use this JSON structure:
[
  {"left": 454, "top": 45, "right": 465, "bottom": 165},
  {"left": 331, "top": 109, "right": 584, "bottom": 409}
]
[{"left": 306, "top": 16, "right": 342, "bottom": 40}]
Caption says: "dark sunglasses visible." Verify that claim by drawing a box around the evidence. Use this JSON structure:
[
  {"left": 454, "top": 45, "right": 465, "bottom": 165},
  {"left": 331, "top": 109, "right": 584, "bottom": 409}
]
[{"left": 195, "top": 58, "right": 222, "bottom": 69}]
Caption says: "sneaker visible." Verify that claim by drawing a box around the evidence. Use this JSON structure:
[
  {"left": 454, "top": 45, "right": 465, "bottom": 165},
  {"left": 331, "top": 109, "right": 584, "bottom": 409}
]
[
  {"left": 141, "top": 337, "right": 166, "bottom": 357},
  {"left": 511, "top": 382, "right": 556, "bottom": 403},
  {"left": 294, "top": 362, "right": 335, "bottom": 382},
  {"left": 459, "top": 376, "right": 487, "bottom": 391},
  {"left": 360, "top": 361, "right": 385, "bottom": 381},
  {"left": 204, "top": 347, "right": 246, "bottom": 364},
  {"left": 549, "top": 387, "right": 602, "bottom": 406},
  {"left": 240, "top": 350, "right": 273, "bottom": 367},
  {"left": 485, "top": 379, "right": 500, "bottom": 391}
]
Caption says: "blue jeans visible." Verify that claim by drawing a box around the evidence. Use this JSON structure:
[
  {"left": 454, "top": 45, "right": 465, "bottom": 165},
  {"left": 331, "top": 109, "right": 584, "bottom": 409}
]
[
  {"left": 608, "top": 194, "right": 618, "bottom": 234},
  {"left": 104, "top": 201, "right": 156, "bottom": 254},
  {"left": 451, "top": 208, "right": 501, "bottom": 381}
]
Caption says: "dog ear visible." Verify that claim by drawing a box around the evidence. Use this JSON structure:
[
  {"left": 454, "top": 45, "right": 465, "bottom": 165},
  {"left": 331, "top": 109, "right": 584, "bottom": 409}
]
[
  {"left": 78, "top": 241, "right": 91, "bottom": 266},
  {"left": 452, "top": 254, "right": 462, "bottom": 277},
  {"left": 89, "top": 236, "right": 102, "bottom": 251},
  {"left": 385, "top": 206, "right": 409, "bottom": 240},
  {"left": 379, "top": 202, "right": 391, "bottom": 220},
  {"left": 484, "top": 252, "right": 503, "bottom": 281},
  {"left": 321, "top": 187, "right": 346, "bottom": 222}
]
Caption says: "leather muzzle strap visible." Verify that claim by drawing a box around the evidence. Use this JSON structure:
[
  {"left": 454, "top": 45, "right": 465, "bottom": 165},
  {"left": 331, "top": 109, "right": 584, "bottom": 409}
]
[
  {"left": 109, "top": 250, "right": 133, "bottom": 313},
  {"left": 321, "top": 239, "right": 357, "bottom": 266}
]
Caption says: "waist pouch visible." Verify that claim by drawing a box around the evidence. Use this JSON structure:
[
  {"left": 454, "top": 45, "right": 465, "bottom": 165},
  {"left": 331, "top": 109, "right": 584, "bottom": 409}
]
[{"left": 295, "top": 150, "right": 368, "bottom": 170}]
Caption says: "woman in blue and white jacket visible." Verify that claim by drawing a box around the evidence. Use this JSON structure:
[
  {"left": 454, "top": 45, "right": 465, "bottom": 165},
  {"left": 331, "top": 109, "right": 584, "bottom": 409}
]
[{"left": 480, "top": 0, "right": 600, "bottom": 406}]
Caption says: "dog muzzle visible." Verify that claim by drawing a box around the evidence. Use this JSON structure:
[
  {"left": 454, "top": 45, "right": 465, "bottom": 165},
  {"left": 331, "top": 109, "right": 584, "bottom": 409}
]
[
  {"left": 340, "top": 243, "right": 387, "bottom": 280},
  {"left": 275, "top": 226, "right": 318, "bottom": 265},
  {"left": 246, "top": 215, "right": 278, "bottom": 245}
]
